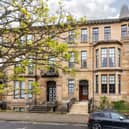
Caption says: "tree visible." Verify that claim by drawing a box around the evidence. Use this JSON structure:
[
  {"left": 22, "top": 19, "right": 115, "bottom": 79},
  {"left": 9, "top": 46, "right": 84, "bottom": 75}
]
[{"left": 0, "top": 0, "right": 82, "bottom": 96}]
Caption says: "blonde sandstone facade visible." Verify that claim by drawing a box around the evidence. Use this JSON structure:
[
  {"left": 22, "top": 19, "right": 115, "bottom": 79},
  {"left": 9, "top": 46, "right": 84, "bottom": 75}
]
[{"left": 3, "top": 8, "right": 129, "bottom": 112}]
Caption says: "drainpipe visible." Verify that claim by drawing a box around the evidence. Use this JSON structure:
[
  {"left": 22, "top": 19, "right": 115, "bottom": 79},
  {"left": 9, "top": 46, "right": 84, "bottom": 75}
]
[
  {"left": 89, "top": 25, "right": 95, "bottom": 111},
  {"left": 34, "top": 52, "right": 38, "bottom": 105},
  {"left": 92, "top": 44, "right": 95, "bottom": 111}
]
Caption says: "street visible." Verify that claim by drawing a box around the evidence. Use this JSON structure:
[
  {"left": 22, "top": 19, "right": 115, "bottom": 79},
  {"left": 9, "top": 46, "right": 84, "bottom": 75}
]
[{"left": 0, "top": 121, "right": 87, "bottom": 129}]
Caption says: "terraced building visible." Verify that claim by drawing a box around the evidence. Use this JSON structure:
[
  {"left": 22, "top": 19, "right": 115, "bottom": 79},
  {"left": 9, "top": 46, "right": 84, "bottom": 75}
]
[{"left": 3, "top": 5, "right": 129, "bottom": 114}]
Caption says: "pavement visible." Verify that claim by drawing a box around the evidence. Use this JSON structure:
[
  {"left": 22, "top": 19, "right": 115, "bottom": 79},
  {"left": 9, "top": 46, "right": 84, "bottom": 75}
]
[{"left": 0, "top": 112, "right": 88, "bottom": 124}]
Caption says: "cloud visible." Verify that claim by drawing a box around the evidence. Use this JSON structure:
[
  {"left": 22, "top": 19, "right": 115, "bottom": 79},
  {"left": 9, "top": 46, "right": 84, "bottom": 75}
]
[
  {"left": 47, "top": 0, "right": 129, "bottom": 19},
  {"left": 62, "top": 0, "right": 117, "bottom": 19}
]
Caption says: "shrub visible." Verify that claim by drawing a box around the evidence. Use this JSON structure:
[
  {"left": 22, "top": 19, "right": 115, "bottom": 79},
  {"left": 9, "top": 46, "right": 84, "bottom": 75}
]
[
  {"left": 99, "top": 96, "right": 110, "bottom": 110},
  {"left": 112, "top": 100, "right": 129, "bottom": 113}
]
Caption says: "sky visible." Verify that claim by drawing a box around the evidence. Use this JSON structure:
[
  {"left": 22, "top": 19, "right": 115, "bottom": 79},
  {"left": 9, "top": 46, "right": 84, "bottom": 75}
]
[{"left": 48, "top": 0, "right": 129, "bottom": 19}]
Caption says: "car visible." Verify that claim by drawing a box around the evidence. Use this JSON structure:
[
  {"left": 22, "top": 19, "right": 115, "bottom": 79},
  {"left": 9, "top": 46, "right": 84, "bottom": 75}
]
[{"left": 88, "top": 110, "right": 129, "bottom": 129}]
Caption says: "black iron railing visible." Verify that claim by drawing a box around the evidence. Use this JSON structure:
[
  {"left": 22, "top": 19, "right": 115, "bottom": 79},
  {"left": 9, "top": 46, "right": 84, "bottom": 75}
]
[{"left": 41, "top": 68, "right": 59, "bottom": 77}]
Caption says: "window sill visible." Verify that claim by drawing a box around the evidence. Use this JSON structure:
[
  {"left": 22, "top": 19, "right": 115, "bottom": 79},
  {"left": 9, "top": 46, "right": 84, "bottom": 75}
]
[
  {"left": 80, "top": 41, "right": 88, "bottom": 43},
  {"left": 80, "top": 67, "right": 87, "bottom": 69},
  {"left": 94, "top": 67, "right": 122, "bottom": 72},
  {"left": 14, "top": 98, "right": 25, "bottom": 99}
]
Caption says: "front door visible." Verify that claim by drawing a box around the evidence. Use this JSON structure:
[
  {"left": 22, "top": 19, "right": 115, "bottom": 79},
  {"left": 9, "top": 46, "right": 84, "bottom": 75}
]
[
  {"left": 79, "top": 80, "right": 88, "bottom": 101},
  {"left": 47, "top": 81, "right": 56, "bottom": 102}
]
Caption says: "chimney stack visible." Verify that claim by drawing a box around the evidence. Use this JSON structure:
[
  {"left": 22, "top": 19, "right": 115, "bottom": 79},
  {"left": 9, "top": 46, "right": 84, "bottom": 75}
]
[{"left": 119, "top": 5, "right": 129, "bottom": 18}]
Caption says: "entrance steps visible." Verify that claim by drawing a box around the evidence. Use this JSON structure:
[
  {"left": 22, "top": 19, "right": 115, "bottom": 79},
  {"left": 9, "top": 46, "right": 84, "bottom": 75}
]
[
  {"left": 29, "top": 105, "right": 49, "bottom": 113},
  {"left": 29, "top": 102, "right": 57, "bottom": 113},
  {"left": 69, "top": 101, "right": 88, "bottom": 115}
]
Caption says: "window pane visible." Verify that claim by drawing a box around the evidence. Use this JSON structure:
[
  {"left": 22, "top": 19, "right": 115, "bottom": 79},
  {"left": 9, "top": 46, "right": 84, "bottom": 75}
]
[
  {"left": 68, "top": 30, "right": 74, "bottom": 43},
  {"left": 118, "top": 48, "right": 121, "bottom": 67},
  {"left": 102, "top": 84, "right": 107, "bottom": 93},
  {"left": 96, "top": 49, "right": 99, "bottom": 68},
  {"left": 20, "top": 35, "right": 32, "bottom": 44},
  {"left": 102, "top": 75, "right": 107, "bottom": 84},
  {"left": 109, "top": 75, "right": 115, "bottom": 93},
  {"left": 101, "top": 48, "right": 107, "bottom": 67},
  {"left": 28, "top": 63, "right": 34, "bottom": 74},
  {"left": 28, "top": 57, "right": 34, "bottom": 74},
  {"left": 48, "top": 57, "right": 55, "bottom": 72},
  {"left": 14, "top": 81, "right": 19, "bottom": 99},
  {"left": 118, "top": 75, "right": 121, "bottom": 94},
  {"left": 109, "top": 75, "right": 115, "bottom": 84},
  {"left": 101, "top": 75, "right": 107, "bottom": 93},
  {"left": 28, "top": 80, "right": 33, "bottom": 98},
  {"left": 92, "top": 28, "right": 99, "bottom": 42},
  {"left": 20, "top": 36, "right": 26, "bottom": 43},
  {"left": 69, "top": 52, "right": 74, "bottom": 68},
  {"left": 121, "top": 25, "right": 127, "bottom": 38},
  {"left": 82, "top": 87, "right": 88, "bottom": 95},
  {"left": 27, "top": 35, "right": 32, "bottom": 41},
  {"left": 109, "top": 48, "right": 115, "bottom": 67},
  {"left": 68, "top": 79, "right": 74, "bottom": 96},
  {"left": 81, "top": 51, "right": 87, "bottom": 68},
  {"left": 81, "top": 29, "right": 87, "bottom": 42},
  {"left": 20, "top": 81, "right": 25, "bottom": 98},
  {"left": 48, "top": 57, "right": 55, "bottom": 68},
  {"left": 96, "top": 75, "right": 99, "bottom": 93},
  {"left": 104, "top": 27, "right": 111, "bottom": 40}
]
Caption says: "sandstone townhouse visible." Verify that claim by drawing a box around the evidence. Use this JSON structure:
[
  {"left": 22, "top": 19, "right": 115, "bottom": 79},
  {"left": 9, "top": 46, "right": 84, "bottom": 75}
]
[{"left": 1, "top": 5, "right": 129, "bottom": 114}]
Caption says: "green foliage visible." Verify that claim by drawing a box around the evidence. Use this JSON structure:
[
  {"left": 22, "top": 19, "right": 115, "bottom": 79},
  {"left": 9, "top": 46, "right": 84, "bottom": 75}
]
[
  {"left": 0, "top": 0, "right": 86, "bottom": 96},
  {"left": 99, "top": 96, "right": 110, "bottom": 110},
  {"left": 62, "top": 66, "right": 76, "bottom": 76},
  {"left": 0, "top": 72, "right": 5, "bottom": 79},
  {"left": 80, "top": 17, "right": 86, "bottom": 23},
  {"left": 0, "top": 83, "right": 4, "bottom": 93},
  {"left": 14, "top": 66, "right": 25, "bottom": 74},
  {"left": 32, "top": 81, "right": 41, "bottom": 95},
  {"left": 112, "top": 100, "right": 129, "bottom": 113}
]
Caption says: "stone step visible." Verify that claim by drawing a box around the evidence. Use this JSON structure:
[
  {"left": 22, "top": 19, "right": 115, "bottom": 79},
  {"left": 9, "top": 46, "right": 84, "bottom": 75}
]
[
  {"left": 29, "top": 105, "right": 50, "bottom": 112},
  {"left": 69, "top": 101, "right": 88, "bottom": 115}
]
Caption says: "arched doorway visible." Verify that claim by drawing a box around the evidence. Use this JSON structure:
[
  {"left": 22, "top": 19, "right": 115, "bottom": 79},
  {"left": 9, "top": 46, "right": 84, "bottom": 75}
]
[
  {"left": 79, "top": 80, "right": 88, "bottom": 101},
  {"left": 47, "top": 81, "right": 56, "bottom": 102}
]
